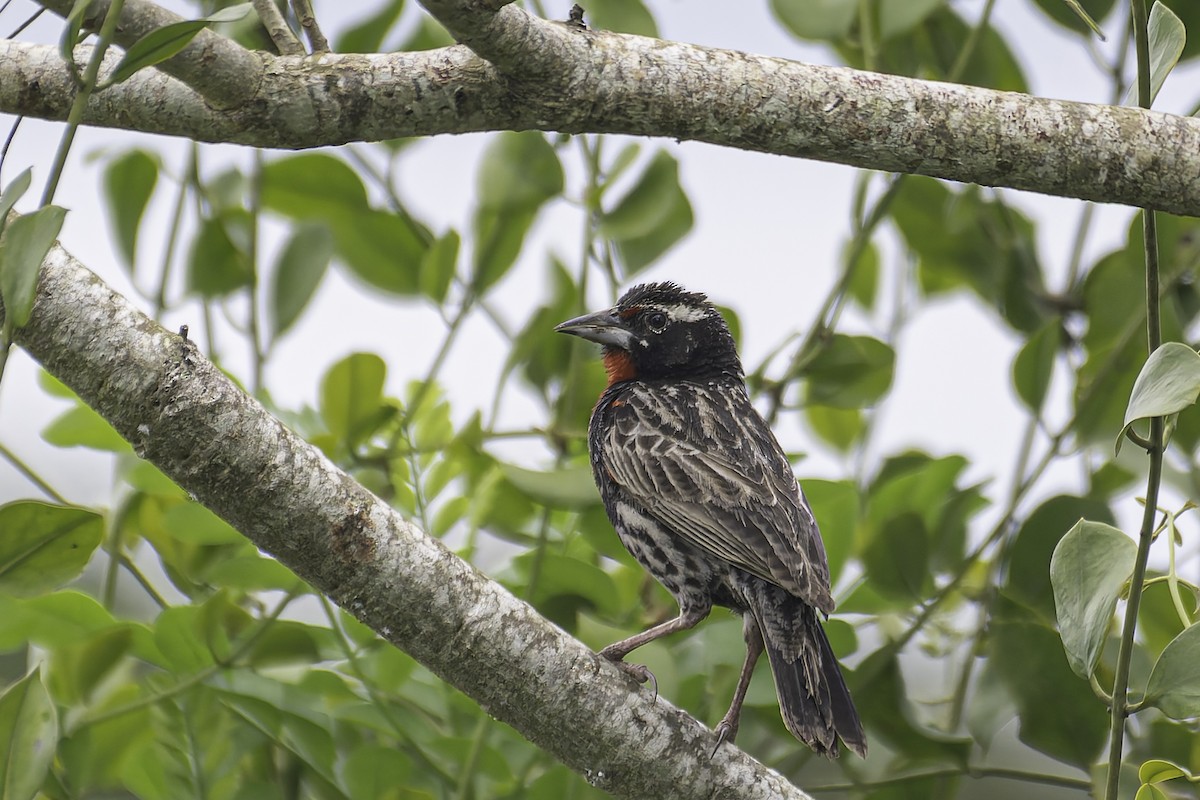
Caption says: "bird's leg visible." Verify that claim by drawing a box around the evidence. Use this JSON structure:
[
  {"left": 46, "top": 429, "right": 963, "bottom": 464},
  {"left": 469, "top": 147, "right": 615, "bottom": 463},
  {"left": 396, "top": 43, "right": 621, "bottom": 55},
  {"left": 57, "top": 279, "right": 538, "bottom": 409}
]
[
  {"left": 711, "top": 614, "right": 765, "bottom": 755},
  {"left": 599, "top": 605, "right": 710, "bottom": 690}
]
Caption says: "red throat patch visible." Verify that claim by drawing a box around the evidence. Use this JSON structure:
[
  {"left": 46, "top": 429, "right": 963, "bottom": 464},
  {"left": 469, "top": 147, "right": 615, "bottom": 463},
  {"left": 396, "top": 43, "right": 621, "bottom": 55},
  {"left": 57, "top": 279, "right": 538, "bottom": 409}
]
[{"left": 602, "top": 349, "right": 637, "bottom": 385}]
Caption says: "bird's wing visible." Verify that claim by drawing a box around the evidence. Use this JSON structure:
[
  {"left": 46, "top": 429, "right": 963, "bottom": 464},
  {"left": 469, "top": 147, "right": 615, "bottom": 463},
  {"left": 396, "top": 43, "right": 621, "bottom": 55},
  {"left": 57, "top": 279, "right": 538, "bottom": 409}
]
[{"left": 599, "top": 381, "right": 834, "bottom": 612}]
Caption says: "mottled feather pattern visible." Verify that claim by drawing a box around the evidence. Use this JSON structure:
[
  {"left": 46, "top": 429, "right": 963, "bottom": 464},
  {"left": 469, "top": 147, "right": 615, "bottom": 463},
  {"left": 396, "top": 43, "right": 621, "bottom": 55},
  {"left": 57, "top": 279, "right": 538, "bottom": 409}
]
[{"left": 591, "top": 374, "right": 834, "bottom": 615}]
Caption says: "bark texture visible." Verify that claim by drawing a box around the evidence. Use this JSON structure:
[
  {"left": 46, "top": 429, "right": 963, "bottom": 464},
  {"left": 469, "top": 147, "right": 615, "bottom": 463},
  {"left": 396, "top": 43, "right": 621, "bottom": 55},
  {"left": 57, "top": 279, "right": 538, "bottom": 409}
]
[
  {"left": 3, "top": 239, "right": 815, "bottom": 800},
  {"left": 1, "top": 0, "right": 1198, "bottom": 214}
]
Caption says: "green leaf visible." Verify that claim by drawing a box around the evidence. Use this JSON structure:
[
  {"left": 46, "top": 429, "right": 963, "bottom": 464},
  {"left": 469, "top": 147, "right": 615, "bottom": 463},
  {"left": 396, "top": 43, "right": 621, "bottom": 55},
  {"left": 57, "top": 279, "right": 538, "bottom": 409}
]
[
  {"left": 1050, "top": 519, "right": 1136, "bottom": 678},
  {"left": 320, "top": 353, "right": 387, "bottom": 447},
  {"left": 0, "top": 591, "right": 117, "bottom": 651},
  {"left": 261, "top": 154, "right": 370, "bottom": 219},
  {"left": 891, "top": 178, "right": 1044, "bottom": 330},
  {"left": 335, "top": 209, "right": 427, "bottom": 295},
  {"left": 599, "top": 151, "right": 685, "bottom": 241},
  {"left": 105, "top": 4, "right": 251, "bottom": 85},
  {"left": 471, "top": 207, "right": 534, "bottom": 294},
  {"left": 1005, "top": 495, "right": 1114, "bottom": 622},
  {"left": 500, "top": 463, "right": 600, "bottom": 509},
  {"left": 162, "top": 502, "right": 243, "bottom": 545},
  {"left": 201, "top": 551, "right": 299, "bottom": 591},
  {"left": 803, "top": 334, "right": 895, "bottom": 408},
  {"left": 49, "top": 627, "right": 133, "bottom": 705},
  {"left": 186, "top": 212, "right": 252, "bottom": 297},
  {"left": 102, "top": 150, "right": 158, "bottom": 272},
  {"left": 0, "top": 668, "right": 58, "bottom": 800},
  {"left": 805, "top": 404, "right": 864, "bottom": 452},
  {"left": 153, "top": 605, "right": 222, "bottom": 672},
  {"left": 1013, "top": 321, "right": 1059, "bottom": 412},
  {"left": 602, "top": 151, "right": 693, "bottom": 276},
  {"left": 0, "top": 168, "right": 31, "bottom": 234},
  {"left": 861, "top": 511, "right": 928, "bottom": 600},
  {"left": 851, "top": 650, "right": 971, "bottom": 762},
  {"left": 988, "top": 611, "right": 1109, "bottom": 767},
  {"left": 845, "top": 239, "right": 879, "bottom": 309},
  {"left": 879, "top": 0, "right": 945, "bottom": 40},
  {"left": 42, "top": 403, "right": 130, "bottom": 452},
  {"left": 215, "top": 676, "right": 339, "bottom": 786},
  {"left": 771, "top": 0, "right": 856, "bottom": 40},
  {"left": 0, "top": 501, "right": 103, "bottom": 597},
  {"left": 1139, "top": 759, "right": 1192, "bottom": 784},
  {"left": 470, "top": 133, "right": 562, "bottom": 293},
  {"left": 419, "top": 230, "right": 459, "bottom": 304},
  {"left": 107, "top": 21, "right": 207, "bottom": 85},
  {"left": 965, "top": 660, "right": 1015, "bottom": 751},
  {"left": 508, "top": 551, "right": 621, "bottom": 618},
  {"left": 477, "top": 132, "right": 563, "bottom": 212},
  {"left": 893, "top": 8, "right": 1028, "bottom": 91},
  {"left": 337, "top": 0, "right": 405, "bottom": 52},
  {"left": 1144, "top": 622, "right": 1200, "bottom": 719},
  {"left": 340, "top": 745, "right": 415, "bottom": 799},
  {"left": 1147, "top": 1, "right": 1186, "bottom": 104},
  {"left": 1117, "top": 342, "right": 1200, "bottom": 454},
  {"left": 269, "top": 223, "right": 333, "bottom": 340},
  {"left": 586, "top": 0, "right": 658, "bottom": 36},
  {"left": 399, "top": 14, "right": 454, "bottom": 51},
  {"left": 0, "top": 206, "right": 66, "bottom": 328},
  {"left": 1162, "top": 0, "right": 1200, "bottom": 61}
]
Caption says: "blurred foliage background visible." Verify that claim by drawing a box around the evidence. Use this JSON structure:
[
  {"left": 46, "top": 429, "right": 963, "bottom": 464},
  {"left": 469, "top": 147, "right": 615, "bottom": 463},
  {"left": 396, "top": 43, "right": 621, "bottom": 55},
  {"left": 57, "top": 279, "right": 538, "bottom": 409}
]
[{"left": 2, "top": 0, "right": 1200, "bottom": 798}]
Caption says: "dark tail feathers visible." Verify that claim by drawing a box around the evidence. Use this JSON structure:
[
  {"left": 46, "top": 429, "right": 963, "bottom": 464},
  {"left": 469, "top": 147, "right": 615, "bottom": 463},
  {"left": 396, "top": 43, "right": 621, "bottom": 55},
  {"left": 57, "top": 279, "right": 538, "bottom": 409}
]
[{"left": 757, "top": 602, "right": 867, "bottom": 758}]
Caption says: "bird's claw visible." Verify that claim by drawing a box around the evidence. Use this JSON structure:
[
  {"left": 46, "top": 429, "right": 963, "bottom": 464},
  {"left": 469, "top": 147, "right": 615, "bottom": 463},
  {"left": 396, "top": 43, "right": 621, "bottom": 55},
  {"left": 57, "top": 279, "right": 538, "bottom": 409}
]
[
  {"left": 599, "top": 650, "right": 659, "bottom": 701},
  {"left": 710, "top": 718, "right": 738, "bottom": 758}
]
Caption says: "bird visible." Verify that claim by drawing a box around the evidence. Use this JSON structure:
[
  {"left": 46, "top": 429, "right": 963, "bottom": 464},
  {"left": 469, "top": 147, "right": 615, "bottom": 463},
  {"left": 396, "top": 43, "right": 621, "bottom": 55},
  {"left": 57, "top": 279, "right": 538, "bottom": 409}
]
[{"left": 555, "top": 281, "right": 866, "bottom": 758}]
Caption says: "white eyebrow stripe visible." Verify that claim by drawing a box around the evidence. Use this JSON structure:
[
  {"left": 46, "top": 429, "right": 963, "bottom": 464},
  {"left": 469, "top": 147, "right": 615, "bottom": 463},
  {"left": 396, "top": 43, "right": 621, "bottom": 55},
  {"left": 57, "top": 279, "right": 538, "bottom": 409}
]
[{"left": 653, "top": 303, "right": 710, "bottom": 323}]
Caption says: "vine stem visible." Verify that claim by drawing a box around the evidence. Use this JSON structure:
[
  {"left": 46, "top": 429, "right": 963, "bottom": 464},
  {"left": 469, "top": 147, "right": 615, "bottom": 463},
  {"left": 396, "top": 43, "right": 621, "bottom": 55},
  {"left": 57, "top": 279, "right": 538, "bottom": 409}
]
[
  {"left": 1105, "top": 3, "right": 1161, "bottom": 798},
  {"left": 40, "top": 0, "right": 126, "bottom": 206},
  {"left": 0, "top": 442, "right": 67, "bottom": 504}
]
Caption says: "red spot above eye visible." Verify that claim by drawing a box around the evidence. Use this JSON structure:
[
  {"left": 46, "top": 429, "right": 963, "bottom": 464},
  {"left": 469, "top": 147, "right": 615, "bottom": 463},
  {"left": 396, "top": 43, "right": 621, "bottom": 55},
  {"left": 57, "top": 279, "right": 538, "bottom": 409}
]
[
  {"left": 603, "top": 350, "right": 637, "bottom": 385},
  {"left": 618, "top": 305, "right": 643, "bottom": 319}
]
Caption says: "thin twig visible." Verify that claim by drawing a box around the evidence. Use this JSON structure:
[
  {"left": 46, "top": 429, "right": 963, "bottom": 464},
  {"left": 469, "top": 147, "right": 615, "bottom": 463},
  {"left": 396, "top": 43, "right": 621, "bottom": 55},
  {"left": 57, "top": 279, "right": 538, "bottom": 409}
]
[
  {"left": 0, "top": 442, "right": 69, "bottom": 504},
  {"left": 290, "top": 0, "right": 328, "bottom": 52},
  {"left": 251, "top": 0, "right": 304, "bottom": 55}
]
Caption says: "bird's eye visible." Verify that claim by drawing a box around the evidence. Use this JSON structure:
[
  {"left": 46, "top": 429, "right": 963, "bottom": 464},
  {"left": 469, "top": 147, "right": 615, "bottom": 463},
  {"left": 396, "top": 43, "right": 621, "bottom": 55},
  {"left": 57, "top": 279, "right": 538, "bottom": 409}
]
[{"left": 646, "top": 311, "right": 668, "bottom": 333}]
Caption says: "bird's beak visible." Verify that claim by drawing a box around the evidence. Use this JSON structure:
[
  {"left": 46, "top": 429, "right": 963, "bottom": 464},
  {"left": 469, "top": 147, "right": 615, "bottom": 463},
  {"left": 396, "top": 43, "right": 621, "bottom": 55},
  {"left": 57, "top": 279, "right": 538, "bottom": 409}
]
[{"left": 555, "top": 307, "right": 639, "bottom": 350}]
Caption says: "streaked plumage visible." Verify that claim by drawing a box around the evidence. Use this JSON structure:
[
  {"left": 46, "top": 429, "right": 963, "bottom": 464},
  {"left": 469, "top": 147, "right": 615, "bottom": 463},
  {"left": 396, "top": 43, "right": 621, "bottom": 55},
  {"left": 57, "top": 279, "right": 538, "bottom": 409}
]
[{"left": 557, "top": 282, "right": 866, "bottom": 758}]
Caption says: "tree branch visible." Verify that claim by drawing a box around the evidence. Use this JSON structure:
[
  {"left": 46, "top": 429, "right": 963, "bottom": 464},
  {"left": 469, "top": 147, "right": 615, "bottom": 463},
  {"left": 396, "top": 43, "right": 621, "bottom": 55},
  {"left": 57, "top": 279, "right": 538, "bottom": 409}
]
[
  {"left": 5, "top": 4, "right": 1200, "bottom": 216},
  {"left": 0, "top": 233, "right": 815, "bottom": 800},
  {"left": 35, "top": 0, "right": 263, "bottom": 108}
]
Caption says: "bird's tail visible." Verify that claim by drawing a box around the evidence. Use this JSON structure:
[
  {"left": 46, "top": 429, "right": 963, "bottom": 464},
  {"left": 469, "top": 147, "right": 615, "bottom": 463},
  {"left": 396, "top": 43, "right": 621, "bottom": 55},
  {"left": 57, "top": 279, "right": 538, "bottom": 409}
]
[{"left": 748, "top": 585, "right": 867, "bottom": 758}]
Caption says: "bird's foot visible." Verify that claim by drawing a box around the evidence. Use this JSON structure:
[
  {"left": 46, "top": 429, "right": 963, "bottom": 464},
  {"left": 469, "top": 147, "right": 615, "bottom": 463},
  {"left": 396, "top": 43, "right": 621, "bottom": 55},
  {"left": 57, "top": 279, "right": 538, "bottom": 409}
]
[
  {"left": 710, "top": 716, "right": 739, "bottom": 758},
  {"left": 598, "top": 647, "right": 658, "bottom": 700}
]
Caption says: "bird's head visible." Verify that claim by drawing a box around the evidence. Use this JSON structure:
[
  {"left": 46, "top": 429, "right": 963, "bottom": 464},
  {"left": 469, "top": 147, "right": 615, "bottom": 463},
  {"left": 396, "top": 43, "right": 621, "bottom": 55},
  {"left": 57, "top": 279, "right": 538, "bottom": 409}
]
[{"left": 555, "top": 282, "right": 742, "bottom": 384}]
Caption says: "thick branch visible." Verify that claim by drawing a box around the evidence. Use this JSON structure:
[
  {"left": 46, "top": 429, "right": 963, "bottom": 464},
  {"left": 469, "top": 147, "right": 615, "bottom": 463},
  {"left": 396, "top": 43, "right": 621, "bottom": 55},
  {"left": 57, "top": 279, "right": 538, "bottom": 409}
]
[
  {"left": 36, "top": 0, "right": 263, "bottom": 108},
  {"left": 4, "top": 22, "right": 1200, "bottom": 216},
  {"left": 2, "top": 237, "right": 813, "bottom": 800}
]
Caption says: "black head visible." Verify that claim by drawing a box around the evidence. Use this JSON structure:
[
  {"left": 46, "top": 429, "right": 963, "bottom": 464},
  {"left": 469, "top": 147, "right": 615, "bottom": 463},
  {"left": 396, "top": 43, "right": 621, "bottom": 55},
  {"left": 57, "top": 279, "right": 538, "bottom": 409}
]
[{"left": 555, "top": 282, "right": 742, "bottom": 382}]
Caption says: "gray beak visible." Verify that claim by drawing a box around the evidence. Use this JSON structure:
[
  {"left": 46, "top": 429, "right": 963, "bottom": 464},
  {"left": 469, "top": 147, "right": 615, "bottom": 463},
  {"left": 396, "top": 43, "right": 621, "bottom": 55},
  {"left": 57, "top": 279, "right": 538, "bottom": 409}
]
[{"left": 555, "top": 307, "right": 640, "bottom": 350}]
